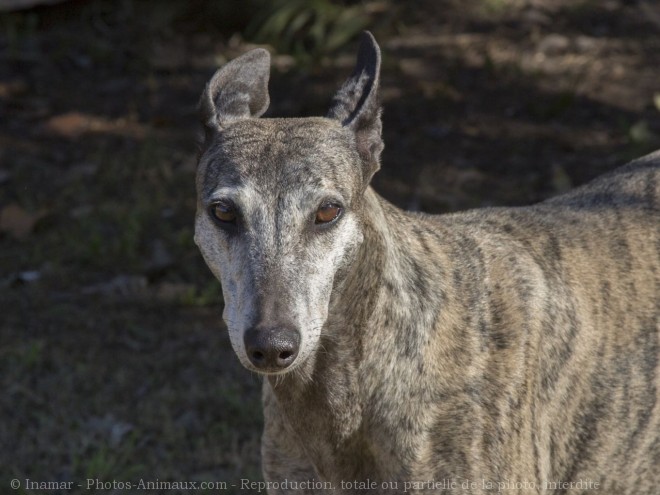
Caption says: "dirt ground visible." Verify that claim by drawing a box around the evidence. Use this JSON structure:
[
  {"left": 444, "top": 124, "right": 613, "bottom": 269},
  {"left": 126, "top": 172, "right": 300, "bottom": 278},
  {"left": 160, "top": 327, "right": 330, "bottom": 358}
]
[{"left": 1, "top": 0, "right": 659, "bottom": 493}]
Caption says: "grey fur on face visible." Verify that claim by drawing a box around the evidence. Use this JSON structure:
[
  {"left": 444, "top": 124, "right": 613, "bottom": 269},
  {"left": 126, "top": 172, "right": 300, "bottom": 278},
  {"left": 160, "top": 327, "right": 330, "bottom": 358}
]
[{"left": 195, "top": 31, "right": 660, "bottom": 494}]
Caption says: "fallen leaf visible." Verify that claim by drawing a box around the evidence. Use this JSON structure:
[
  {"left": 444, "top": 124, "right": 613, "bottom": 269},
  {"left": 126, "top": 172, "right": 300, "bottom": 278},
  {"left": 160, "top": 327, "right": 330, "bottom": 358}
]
[
  {"left": 80, "top": 275, "right": 148, "bottom": 297},
  {"left": 0, "top": 203, "right": 46, "bottom": 240},
  {"left": 537, "top": 34, "right": 570, "bottom": 55},
  {"left": 43, "top": 111, "right": 149, "bottom": 139},
  {"left": 153, "top": 282, "right": 195, "bottom": 302},
  {"left": 43, "top": 112, "right": 92, "bottom": 138},
  {"left": 0, "top": 79, "right": 28, "bottom": 98},
  {"left": 4, "top": 270, "right": 42, "bottom": 288},
  {"left": 18, "top": 271, "right": 41, "bottom": 283}
]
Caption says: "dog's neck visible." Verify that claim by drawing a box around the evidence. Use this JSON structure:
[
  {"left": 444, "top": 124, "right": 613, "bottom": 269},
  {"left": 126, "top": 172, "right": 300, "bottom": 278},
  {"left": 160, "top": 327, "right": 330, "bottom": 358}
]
[{"left": 266, "top": 188, "right": 473, "bottom": 479}]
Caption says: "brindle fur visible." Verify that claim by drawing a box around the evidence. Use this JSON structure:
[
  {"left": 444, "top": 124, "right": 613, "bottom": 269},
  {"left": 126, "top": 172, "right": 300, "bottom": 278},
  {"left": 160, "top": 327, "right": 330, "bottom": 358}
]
[{"left": 195, "top": 32, "right": 660, "bottom": 494}]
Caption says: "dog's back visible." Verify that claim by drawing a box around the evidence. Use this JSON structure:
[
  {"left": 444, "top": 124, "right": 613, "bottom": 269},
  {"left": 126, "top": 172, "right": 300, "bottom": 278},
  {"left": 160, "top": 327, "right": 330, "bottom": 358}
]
[{"left": 397, "top": 153, "right": 659, "bottom": 491}]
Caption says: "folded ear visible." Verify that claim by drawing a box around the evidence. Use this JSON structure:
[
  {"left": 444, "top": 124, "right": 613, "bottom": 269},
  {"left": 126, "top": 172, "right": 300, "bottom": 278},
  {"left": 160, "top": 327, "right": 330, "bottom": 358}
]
[
  {"left": 327, "top": 31, "right": 383, "bottom": 182},
  {"left": 199, "top": 48, "right": 271, "bottom": 134}
]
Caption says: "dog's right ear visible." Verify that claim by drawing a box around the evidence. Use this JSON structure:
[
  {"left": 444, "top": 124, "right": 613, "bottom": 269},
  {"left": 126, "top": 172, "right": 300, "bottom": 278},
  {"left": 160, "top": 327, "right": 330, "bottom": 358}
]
[{"left": 199, "top": 49, "right": 271, "bottom": 135}]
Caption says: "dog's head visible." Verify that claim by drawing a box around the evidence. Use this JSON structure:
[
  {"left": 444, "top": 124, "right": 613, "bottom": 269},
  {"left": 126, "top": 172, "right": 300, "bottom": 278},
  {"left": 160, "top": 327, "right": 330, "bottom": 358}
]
[{"left": 194, "top": 32, "right": 383, "bottom": 375}]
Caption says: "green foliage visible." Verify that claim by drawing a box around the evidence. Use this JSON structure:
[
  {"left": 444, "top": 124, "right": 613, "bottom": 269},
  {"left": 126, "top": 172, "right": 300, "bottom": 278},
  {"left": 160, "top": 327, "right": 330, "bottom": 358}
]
[{"left": 246, "top": 0, "right": 369, "bottom": 59}]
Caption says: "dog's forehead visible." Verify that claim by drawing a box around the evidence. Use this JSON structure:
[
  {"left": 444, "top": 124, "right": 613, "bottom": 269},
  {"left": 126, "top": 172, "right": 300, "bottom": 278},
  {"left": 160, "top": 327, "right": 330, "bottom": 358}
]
[{"left": 201, "top": 118, "right": 359, "bottom": 198}]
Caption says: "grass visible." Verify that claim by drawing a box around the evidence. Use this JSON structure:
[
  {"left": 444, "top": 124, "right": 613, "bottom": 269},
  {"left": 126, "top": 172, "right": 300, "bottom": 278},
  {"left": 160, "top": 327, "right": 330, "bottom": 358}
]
[{"left": 2, "top": 289, "right": 263, "bottom": 494}]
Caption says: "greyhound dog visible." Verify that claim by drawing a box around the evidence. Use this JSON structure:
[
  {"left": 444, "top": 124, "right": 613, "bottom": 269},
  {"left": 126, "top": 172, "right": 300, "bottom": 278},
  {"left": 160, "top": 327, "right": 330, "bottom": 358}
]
[{"left": 194, "top": 32, "right": 659, "bottom": 494}]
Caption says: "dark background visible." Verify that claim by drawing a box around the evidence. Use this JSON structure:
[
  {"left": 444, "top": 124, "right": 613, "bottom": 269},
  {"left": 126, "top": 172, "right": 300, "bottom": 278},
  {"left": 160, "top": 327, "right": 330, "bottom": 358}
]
[{"left": 1, "top": 0, "right": 659, "bottom": 493}]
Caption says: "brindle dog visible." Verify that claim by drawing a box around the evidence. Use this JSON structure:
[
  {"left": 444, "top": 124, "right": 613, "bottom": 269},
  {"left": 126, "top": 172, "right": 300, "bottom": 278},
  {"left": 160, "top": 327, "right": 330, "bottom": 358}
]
[{"left": 194, "top": 32, "right": 659, "bottom": 494}]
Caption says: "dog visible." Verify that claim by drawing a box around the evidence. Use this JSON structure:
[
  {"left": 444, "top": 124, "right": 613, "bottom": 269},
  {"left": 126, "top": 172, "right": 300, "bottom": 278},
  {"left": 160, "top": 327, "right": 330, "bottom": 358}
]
[{"left": 194, "top": 31, "right": 659, "bottom": 494}]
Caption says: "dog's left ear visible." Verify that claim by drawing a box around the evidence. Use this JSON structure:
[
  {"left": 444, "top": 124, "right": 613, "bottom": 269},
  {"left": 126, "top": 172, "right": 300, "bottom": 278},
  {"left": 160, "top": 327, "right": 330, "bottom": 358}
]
[{"left": 328, "top": 31, "right": 383, "bottom": 183}]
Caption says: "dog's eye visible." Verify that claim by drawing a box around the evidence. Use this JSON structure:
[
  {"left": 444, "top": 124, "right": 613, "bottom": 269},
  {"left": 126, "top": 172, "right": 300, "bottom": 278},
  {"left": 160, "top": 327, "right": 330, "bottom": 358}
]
[
  {"left": 210, "top": 201, "right": 237, "bottom": 224},
  {"left": 315, "top": 203, "right": 342, "bottom": 224}
]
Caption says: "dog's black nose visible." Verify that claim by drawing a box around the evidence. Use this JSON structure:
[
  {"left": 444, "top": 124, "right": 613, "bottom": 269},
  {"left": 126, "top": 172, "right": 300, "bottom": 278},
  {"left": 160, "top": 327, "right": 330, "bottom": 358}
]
[{"left": 243, "top": 325, "right": 300, "bottom": 372}]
